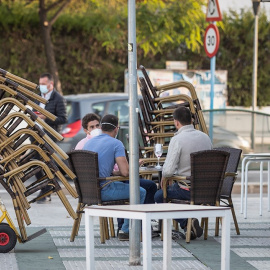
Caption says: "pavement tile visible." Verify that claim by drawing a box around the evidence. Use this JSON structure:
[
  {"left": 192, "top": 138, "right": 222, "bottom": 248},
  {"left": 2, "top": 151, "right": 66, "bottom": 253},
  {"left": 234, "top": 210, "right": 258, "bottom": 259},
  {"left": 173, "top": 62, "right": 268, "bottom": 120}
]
[
  {"left": 58, "top": 246, "right": 192, "bottom": 258},
  {"left": 216, "top": 237, "right": 270, "bottom": 246},
  {"left": 247, "top": 261, "right": 270, "bottom": 270},
  {"left": 1, "top": 192, "right": 270, "bottom": 269},
  {"left": 232, "top": 248, "right": 270, "bottom": 257},
  {"left": 63, "top": 260, "right": 210, "bottom": 270},
  {"left": 0, "top": 253, "right": 19, "bottom": 270}
]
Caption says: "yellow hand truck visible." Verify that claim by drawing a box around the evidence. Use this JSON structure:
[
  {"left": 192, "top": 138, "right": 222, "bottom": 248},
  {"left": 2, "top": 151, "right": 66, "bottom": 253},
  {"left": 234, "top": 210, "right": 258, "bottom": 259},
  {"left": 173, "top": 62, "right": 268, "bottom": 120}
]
[
  {"left": 0, "top": 197, "right": 20, "bottom": 252},
  {"left": 0, "top": 197, "right": 46, "bottom": 253}
]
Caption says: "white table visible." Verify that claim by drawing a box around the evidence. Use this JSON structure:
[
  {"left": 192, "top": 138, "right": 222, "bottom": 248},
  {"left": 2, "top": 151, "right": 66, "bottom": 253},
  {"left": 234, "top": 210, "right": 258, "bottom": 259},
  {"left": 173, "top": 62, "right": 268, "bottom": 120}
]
[
  {"left": 85, "top": 204, "right": 231, "bottom": 270},
  {"left": 240, "top": 153, "right": 270, "bottom": 218}
]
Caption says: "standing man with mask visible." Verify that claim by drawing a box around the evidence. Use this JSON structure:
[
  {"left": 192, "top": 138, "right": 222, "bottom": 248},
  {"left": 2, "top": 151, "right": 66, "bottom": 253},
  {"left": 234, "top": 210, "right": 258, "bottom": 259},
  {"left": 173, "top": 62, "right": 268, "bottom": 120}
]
[{"left": 34, "top": 73, "right": 67, "bottom": 203}]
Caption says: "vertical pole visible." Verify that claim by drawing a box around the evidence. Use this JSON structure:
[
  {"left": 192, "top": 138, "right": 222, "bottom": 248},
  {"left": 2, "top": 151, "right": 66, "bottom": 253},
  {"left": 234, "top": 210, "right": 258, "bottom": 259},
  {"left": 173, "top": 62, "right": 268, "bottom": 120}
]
[
  {"left": 128, "top": 0, "right": 141, "bottom": 265},
  {"left": 209, "top": 55, "right": 216, "bottom": 141},
  {"left": 251, "top": 3, "right": 259, "bottom": 150}
]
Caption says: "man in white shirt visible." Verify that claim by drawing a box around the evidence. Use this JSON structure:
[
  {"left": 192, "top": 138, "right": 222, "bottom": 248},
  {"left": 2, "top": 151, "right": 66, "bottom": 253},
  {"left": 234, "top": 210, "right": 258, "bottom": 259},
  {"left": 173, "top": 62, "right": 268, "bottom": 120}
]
[{"left": 154, "top": 106, "right": 212, "bottom": 239}]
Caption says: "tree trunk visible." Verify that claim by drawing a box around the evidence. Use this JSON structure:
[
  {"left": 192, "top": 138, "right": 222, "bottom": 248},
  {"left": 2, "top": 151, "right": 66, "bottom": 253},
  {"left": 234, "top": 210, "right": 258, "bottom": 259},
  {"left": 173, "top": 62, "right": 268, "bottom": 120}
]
[{"left": 39, "top": 0, "right": 63, "bottom": 95}]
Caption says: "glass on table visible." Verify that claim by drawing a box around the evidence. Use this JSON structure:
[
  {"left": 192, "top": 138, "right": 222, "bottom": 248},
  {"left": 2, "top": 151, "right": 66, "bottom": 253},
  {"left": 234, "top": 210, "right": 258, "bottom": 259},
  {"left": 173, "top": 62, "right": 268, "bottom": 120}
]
[{"left": 154, "top": 143, "right": 163, "bottom": 169}]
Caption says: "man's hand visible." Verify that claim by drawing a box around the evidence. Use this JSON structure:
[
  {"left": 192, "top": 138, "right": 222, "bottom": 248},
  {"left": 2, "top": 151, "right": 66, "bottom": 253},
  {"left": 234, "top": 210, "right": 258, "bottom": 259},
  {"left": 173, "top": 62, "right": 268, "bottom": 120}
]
[
  {"left": 112, "top": 170, "right": 121, "bottom": 176},
  {"left": 160, "top": 177, "right": 173, "bottom": 189},
  {"left": 139, "top": 159, "right": 144, "bottom": 167}
]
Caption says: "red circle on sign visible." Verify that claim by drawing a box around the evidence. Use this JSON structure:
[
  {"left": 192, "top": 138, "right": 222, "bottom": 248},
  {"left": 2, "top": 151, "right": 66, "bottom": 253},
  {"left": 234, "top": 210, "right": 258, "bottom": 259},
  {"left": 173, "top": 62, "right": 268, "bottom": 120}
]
[{"left": 204, "top": 24, "right": 220, "bottom": 58}]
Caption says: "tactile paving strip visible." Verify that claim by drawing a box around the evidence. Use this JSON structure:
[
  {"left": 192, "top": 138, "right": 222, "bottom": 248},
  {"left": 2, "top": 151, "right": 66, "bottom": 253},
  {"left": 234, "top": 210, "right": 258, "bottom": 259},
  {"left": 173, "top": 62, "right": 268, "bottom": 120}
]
[
  {"left": 52, "top": 235, "right": 179, "bottom": 247},
  {"left": 230, "top": 223, "right": 270, "bottom": 229},
  {"left": 231, "top": 230, "right": 270, "bottom": 237},
  {"left": 0, "top": 253, "right": 19, "bottom": 270},
  {"left": 247, "top": 260, "right": 270, "bottom": 270},
  {"left": 63, "top": 260, "right": 210, "bottom": 270},
  {"left": 231, "top": 248, "right": 270, "bottom": 257},
  {"left": 216, "top": 237, "right": 270, "bottom": 246},
  {"left": 50, "top": 230, "right": 86, "bottom": 237},
  {"left": 58, "top": 247, "right": 192, "bottom": 258}
]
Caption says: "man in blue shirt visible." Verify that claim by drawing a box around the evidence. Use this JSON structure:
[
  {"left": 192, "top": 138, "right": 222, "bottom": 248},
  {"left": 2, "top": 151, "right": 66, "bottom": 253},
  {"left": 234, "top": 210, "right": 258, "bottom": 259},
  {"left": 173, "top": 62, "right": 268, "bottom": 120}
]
[{"left": 83, "top": 114, "right": 157, "bottom": 241}]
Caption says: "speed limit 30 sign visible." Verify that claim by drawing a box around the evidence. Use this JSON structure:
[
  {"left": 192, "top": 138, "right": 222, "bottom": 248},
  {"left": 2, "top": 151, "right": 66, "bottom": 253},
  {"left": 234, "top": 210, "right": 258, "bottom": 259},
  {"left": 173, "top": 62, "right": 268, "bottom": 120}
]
[{"left": 204, "top": 24, "right": 220, "bottom": 58}]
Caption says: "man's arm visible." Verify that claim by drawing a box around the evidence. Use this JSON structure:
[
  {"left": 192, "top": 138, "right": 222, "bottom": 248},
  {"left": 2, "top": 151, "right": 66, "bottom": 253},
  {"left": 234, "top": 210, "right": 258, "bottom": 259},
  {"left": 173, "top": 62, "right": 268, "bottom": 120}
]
[
  {"left": 114, "top": 156, "right": 129, "bottom": 177},
  {"left": 162, "top": 137, "right": 180, "bottom": 177}
]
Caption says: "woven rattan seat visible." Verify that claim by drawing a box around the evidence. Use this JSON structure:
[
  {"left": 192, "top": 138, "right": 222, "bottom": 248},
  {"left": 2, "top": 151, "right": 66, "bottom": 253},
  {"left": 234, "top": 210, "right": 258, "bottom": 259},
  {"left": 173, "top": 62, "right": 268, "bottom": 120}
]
[
  {"left": 214, "top": 147, "right": 242, "bottom": 236},
  {"left": 163, "top": 150, "right": 229, "bottom": 243},
  {"left": 68, "top": 150, "right": 130, "bottom": 243}
]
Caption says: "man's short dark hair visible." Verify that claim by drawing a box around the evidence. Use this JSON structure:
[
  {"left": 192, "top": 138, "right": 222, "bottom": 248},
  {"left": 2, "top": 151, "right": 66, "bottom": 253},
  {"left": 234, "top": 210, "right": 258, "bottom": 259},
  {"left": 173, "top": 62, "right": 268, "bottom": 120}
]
[
  {"left": 82, "top": 113, "right": 100, "bottom": 129},
  {"left": 173, "top": 106, "right": 192, "bottom": 126},
  {"left": 40, "top": 73, "right": 54, "bottom": 82},
  {"left": 101, "top": 114, "right": 118, "bottom": 132}
]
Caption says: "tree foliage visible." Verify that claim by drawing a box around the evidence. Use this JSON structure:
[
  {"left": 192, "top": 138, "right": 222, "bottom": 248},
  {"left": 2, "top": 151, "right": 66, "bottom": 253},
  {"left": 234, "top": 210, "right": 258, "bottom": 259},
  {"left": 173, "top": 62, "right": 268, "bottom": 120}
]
[
  {"left": 1, "top": 1, "right": 270, "bottom": 106},
  {"left": 217, "top": 9, "right": 270, "bottom": 107}
]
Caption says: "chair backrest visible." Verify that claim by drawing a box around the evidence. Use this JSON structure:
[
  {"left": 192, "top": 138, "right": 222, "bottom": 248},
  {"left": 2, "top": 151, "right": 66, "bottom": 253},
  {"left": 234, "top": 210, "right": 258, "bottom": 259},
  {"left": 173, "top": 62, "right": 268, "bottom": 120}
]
[
  {"left": 68, "top": 150, "right": 100, "bottom": 205},
  {"left": 214, "top": 147, "right": 242, "bottom": 197},
  {"left": 190, "top": 149, "right": 230, "bottom": 206}
]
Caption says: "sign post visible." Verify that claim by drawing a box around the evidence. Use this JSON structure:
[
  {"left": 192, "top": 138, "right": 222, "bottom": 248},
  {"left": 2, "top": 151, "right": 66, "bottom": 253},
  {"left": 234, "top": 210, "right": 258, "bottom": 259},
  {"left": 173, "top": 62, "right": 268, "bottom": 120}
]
[
  {"left": 205, "top": 0, "right": 222, "bottom": 141},
  {"left": 128, "top": 0, "right": 141, "bottom": 265}
]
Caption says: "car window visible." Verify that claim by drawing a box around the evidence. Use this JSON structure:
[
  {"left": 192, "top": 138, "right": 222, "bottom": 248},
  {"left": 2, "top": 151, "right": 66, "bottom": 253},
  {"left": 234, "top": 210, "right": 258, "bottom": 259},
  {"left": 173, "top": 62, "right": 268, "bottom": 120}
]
[
  {"left": 66, "top": 101, "right": 80, "bottom": 123},
  {"left": 107, "top": 100, "right": 129, "bottom": 126},
  {"left": 92, "top": 102, "right": 106, "bottom": 118}
]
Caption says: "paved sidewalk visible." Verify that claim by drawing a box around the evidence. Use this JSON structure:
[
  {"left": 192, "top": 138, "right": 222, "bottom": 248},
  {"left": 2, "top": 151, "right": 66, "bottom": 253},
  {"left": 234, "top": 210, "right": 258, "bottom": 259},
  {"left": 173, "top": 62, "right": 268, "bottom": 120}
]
[{"left": 0, "top": 189, "right": 270, "bottom": 269}]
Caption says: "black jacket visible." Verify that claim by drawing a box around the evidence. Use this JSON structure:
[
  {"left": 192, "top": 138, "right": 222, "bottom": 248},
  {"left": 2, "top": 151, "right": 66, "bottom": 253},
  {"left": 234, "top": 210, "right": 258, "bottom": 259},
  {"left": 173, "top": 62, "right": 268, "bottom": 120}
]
[
  {"left": 44, "top": 90, "right": 67, "bottom": 131},
  {"left": 35, "top": 90, "right": 67, "bottom": 140}
]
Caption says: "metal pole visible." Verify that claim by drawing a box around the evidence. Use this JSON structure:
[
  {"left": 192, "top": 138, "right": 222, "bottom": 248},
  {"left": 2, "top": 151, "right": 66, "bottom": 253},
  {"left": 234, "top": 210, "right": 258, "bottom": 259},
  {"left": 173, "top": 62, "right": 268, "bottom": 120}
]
[
  {"left": 209, "top": 55, "right": 216, "bottom": 141},
  {"left": 128, "top": 0, "right": 141, "bottom": 265},
  {"left": 251, "top": 1, "right": 260, "bottom": 150}
]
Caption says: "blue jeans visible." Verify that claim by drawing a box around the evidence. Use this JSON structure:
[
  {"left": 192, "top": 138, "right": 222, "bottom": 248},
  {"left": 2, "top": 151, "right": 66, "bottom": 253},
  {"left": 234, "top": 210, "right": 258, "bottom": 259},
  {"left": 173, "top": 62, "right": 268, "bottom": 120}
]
[
  {"left": 101, "top": 181, "right": 146, "bottom": 233},
  {"left": 154, "top": 183, "right": 190, "bottom": 229},
  {"left": 117, "top": 178, "right": 157, "bottom": 230}
]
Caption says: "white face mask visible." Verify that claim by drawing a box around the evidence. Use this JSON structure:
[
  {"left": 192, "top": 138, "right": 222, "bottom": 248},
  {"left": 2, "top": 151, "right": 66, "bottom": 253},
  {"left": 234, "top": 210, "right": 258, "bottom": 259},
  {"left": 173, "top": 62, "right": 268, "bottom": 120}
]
[
  {"left": 90, "top": 128, "right": 102, "bottom": 137},
  {"left": 39, "top": 85, "right": 49, "bottom": 94}
]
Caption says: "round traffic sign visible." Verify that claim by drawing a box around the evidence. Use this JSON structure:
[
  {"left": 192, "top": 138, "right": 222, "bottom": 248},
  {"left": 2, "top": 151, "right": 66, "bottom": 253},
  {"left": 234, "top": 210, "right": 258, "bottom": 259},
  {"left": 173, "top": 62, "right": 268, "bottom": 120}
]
[{"left": 204, "top": 24, "right": 220, "bottom": 58}]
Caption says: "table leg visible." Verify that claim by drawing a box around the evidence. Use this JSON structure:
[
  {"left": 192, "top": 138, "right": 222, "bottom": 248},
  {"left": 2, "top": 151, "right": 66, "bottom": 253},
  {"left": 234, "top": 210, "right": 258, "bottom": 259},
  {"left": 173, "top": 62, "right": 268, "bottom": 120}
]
[
  {"left": 241, "top": 156, "right": 248, "bottom": 214},
  {"left": 142, "top": 216, "right": 152, "bottom": 270},
  {"left": 221, "top": 211, "right": 231, "bottom": 270},
  {"left": 268, "top": 162, "right": 270, "bottom": 212},
  {"left": 260, "top": 161, "right": 264, "bottom": 216},
  {"left": 85, "top": 213, "right": 95, "bottom": 270},
  {"left": 244, "top": 160, "right": 251, "bottom": 219},
  {"left": 163, "top": 218, "right": 172, "bottom": 270}
]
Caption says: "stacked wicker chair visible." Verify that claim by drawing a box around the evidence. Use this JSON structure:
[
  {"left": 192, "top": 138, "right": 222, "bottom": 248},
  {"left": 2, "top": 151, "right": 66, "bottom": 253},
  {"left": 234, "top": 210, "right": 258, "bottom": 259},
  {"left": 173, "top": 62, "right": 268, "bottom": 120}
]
[
  {"left": 0, "top": 68, "right": 78, "bottom": 243},
  {"left": 138, "top": 65, "right": 209, "bottom": 170},
  {"left": 138, "top": 66, "right": 242, "bottom": 240}
]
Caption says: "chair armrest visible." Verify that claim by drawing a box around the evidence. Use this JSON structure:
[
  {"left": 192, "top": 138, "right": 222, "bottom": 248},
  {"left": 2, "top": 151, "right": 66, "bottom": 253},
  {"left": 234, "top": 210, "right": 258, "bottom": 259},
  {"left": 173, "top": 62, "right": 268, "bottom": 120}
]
[
  {"left": 163, "top": 175, "right": 190, "bottom": 201},
  {"left": 99, "top": 176, "right": 130, "bottom": 189},
  {"left": 225, "top": 172, "right": 237, "bottom": 177}
]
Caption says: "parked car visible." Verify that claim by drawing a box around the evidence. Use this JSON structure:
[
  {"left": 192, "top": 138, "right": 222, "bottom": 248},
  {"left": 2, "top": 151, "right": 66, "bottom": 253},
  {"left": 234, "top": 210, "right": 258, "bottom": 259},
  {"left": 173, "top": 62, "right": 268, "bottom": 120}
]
[{"left": 58, "top": 93, "right": 251, "bottom": 153}]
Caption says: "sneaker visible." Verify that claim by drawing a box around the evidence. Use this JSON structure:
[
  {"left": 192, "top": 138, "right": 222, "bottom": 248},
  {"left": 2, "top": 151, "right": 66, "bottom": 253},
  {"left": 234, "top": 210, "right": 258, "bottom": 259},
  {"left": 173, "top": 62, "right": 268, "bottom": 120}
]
[
  {"left": 191, "top": 218, "right": 203, "bottom": 238},
  {"left": 118, "top": 230, "right": 129, "bottom": 241},
  {"left": 172, "top": 230, "right": 185, "bottom": 240},
  {"left": 36, "top": 196, "right": 51, "bottom": 204},
  {"left": 151, "top": 231, "right": 160, "bottom": 238}
]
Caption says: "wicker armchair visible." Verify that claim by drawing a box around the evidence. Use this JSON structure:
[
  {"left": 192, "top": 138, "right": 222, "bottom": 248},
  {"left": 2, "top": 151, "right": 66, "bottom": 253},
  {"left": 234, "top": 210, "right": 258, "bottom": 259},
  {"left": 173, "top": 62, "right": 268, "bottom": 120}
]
[
  {"left": 214, "top": 147, "right": 242, "bottom": 236},
  {"left": 163, "top": 150, "right": 230, "bottom": 243},
  {"left": 68, "top": 150, "right": 130, "bottom": 243}
]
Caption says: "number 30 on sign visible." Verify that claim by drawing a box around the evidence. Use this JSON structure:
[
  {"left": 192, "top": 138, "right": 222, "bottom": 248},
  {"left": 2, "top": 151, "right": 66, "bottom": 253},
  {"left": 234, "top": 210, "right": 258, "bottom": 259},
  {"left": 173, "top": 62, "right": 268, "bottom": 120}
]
[{"left": 204, "top": 24, "right": 220, "bottom": 58}]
